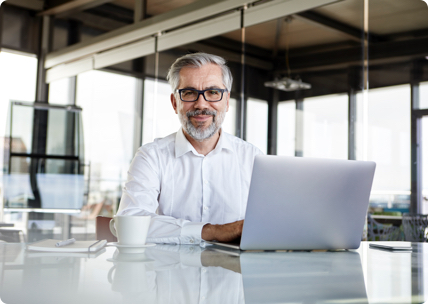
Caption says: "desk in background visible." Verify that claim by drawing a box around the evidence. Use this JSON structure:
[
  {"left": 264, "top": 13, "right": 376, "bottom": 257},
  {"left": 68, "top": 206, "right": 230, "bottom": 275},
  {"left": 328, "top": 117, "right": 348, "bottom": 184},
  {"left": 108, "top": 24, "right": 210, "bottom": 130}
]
[
  {"left": 0, "top": 242, "right": 426, "bottom": 303},
  {"left": 0, "top": 223, "right": 14, "bottom": 228}
]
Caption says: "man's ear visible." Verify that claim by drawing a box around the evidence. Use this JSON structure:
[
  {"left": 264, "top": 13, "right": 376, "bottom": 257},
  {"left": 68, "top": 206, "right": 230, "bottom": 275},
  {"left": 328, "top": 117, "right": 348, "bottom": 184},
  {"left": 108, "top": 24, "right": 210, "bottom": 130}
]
[
  {"left": 226, "top": 92, "right": 230, "bottom": 112},
  {"left": 171, "top": 93, "right": 178, "bottom": 114}
]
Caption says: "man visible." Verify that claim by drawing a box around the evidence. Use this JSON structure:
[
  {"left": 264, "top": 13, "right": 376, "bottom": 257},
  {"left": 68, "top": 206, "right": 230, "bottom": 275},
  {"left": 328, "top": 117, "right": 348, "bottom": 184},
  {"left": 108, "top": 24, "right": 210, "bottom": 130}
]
[{"left": 117, "top": 52, "right": 262, "bottom": 245}]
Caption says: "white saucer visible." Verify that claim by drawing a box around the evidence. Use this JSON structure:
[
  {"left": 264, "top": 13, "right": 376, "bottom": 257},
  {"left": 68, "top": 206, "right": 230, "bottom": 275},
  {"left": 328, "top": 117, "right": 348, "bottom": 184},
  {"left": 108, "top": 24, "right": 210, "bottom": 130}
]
[
  {"left": 107, "top": 242, "right": 156, "bottom": 253},
  {"left": 107, "top": 255, "right": 153, "bottom": 263}
]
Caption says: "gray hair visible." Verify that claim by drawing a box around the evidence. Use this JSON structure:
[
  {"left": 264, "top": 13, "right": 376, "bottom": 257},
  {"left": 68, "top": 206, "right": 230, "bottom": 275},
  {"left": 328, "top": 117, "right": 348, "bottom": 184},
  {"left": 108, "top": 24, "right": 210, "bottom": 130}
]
[{"left": 167, "top": 52, "right": 233, "bottom": 92}]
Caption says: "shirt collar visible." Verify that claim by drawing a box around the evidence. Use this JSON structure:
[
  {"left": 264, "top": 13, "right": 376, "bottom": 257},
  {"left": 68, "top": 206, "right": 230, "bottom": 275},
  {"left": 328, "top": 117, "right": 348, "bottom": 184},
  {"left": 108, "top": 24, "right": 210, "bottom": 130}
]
[
  {"left": 175, "top": 128, "right": 196, "bottom": 158},
  {"left": 212, "top": 129, "right": 233, "bottom": 154},
  {"left": 175, "top": 128, "right": 234, "bottom": 158}
]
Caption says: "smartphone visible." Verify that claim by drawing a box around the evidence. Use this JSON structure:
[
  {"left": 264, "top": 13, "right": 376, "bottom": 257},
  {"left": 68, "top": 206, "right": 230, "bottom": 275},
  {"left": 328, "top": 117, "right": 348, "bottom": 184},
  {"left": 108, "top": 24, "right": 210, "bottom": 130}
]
[{"left": 369, "top": 243, "right": 412, "bottom": 251}]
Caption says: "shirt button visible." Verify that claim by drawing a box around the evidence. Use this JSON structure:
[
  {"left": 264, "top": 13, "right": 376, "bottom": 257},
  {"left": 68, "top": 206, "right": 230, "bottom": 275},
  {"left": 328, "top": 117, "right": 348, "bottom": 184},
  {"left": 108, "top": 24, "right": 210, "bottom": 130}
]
[
  {"left": 203, "top": 206, "right": 208, "bottom": 211},
  {"left": 190, "top": 239, "right": 194, "bottom": 243},
  {"left": 204, "top": 180, "right": 208, "bottom": 185}
]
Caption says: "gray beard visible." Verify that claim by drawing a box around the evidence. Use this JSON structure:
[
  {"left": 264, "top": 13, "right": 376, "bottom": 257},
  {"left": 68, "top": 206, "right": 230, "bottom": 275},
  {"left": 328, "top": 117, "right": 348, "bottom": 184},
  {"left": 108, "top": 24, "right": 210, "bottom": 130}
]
[{"left": 178, "top": 108, "right": 226, "bottom": 142}]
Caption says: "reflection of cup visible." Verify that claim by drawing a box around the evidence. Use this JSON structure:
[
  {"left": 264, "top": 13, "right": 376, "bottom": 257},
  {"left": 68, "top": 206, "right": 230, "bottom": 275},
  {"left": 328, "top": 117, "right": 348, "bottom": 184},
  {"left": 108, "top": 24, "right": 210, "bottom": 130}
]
[
  {"left": 108, "top": 250, "right": 150, "bottom": 293},
  {"left": 109, "top": 215, "right": 151, "bottom": 245}
]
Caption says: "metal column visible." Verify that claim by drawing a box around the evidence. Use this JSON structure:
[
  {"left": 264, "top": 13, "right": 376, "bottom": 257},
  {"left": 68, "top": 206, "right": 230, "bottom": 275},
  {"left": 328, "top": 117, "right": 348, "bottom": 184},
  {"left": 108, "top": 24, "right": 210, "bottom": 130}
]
[{"left": 410, "top": 60, "right": 423, "bottom": 215}]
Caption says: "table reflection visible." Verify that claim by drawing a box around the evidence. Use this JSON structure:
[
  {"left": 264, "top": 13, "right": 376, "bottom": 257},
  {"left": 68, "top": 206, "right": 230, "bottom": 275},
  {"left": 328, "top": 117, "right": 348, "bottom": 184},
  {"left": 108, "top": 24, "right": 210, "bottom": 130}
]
[
  {"left": 109, "top": 245, "right": 367, "bottom": 304},
  {"left": 144, "top": 245, "right": 244, "bottom": 304},
  {"left": 237, "top": 250, "right": 367, "bottom": 303},
  {"left": 1, "top": 242, "right": 426, "bottom": 304}
]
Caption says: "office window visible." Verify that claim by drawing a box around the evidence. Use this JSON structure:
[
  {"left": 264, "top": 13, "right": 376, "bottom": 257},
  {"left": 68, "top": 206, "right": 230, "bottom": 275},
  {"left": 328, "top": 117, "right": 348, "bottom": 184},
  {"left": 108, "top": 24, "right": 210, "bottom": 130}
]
[
  {"left": 48, "top": 78, "right": 74, "bottom": 105},
  {"left": 76, "top": 70, "right": 139, "bottom": 214},
  {"left": 302, "top": 94, "right": 348, "bottom": 159},
  {"left": 246, "top": 98, "right": 268, "bottom": 154},
  {"left": 0, "top": 51, "right": 37, "bottom": 138},
  {"left": 357, "top": 85, "right": 411, "bottom": 212},
  {"left": 0, "top": 51, "right": 37, "bottom": 169},
  {"left": 420, "top": 81, "right": 428, "bottom": 109},
  {"left": 277, "top": 101, "right": 296, "bottom": 156},
  {"left": 0, "top": 50, "right": 37, "bottom": 229},
  {"left": 222, "top": 97, "right": 236, "bottom": 136},
  {"left": 142, "top": 79, "right": 180, "bottom": 145}
]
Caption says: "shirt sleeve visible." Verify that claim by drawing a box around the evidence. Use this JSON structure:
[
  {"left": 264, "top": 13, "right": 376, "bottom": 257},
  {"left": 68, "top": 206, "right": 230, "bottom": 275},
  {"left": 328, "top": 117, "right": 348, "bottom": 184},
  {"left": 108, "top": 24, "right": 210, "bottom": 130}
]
[{"left": 117, "top": 146, "right": 206, "bottom": 245}]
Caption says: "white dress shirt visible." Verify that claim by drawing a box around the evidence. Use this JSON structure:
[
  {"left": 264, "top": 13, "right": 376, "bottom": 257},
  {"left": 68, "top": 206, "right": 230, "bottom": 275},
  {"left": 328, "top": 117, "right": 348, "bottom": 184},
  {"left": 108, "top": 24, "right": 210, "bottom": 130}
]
[{"left": 117, "top": 128, "right": 262, "bottom": 245}]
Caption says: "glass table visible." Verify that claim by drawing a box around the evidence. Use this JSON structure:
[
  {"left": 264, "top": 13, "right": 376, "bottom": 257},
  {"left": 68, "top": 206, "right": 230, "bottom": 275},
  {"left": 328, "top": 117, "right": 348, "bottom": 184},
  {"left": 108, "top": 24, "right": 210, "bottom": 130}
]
[{"left": 0, "top": 242, "right": 426, "bottom": 303}]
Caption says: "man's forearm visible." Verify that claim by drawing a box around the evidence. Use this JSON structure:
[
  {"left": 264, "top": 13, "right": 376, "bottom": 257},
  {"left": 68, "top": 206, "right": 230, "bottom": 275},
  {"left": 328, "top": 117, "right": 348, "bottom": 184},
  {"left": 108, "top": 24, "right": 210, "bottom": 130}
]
[{"left": 201, "top": 220, "right": 243, "bottom": 242}]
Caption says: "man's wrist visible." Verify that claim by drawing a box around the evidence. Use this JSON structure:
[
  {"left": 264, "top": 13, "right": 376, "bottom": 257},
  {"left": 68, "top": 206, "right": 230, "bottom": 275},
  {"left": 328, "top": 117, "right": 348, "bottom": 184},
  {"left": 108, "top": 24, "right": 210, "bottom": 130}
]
[{"left": 201, "top": 223, "right": 215, "bottom": 241}]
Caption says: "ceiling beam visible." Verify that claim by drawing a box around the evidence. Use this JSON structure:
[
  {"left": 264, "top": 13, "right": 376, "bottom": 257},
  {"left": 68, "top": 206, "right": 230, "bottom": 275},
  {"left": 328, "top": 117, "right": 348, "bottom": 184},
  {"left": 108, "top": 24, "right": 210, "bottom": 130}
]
[
  {"left": 275, "top": 36, "right": 428, "bottom": 73},
  {"left": 44, "top": 0, "right": 340, "bottom": 69},
  {"left": 134, "top": 0, "right": 147, "bottom": 23},
  {"left": 295, "top": 11, "right": 384, "bottom": 43},
  {"left": 5, "top": 0, "right": 44, "bottom": 11},
  {"left": 86, "top": 3, "right": 134, "bottom": 24},
  {"left": 38, "top": 0, "right": 112, "bottom": 17},
  {"left": 185, "top": 42, "right": 273, "bottom": 70},
  {"left": 44, "top": 0, "right": 250, "bottom": 68},
  {"left": 65, "top": 11, "right": 128, "bottom": 32}
]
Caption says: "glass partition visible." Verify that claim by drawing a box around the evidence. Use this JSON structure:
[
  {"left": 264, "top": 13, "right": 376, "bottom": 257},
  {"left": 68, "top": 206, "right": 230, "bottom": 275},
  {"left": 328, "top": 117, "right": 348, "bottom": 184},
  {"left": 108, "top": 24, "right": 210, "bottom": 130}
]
[
  {"left": 363, "top": 0, "right": 428, "bottom": 217},
  {"left": 246, "top": 98, "right": 268, "bottom": 154},
  {"left": 76, "top": 70, "right": 138, "bottom": 218},
  {"left": 277, "top": 100, "right": 295, "bottom": 156},
  {"left": 357, "top": 85, "right": 411, "bottom": 214},
  {"left": 48, "top": 78, "right": 73, "bottom": 105},
  {"left": 0, "top": 49, "right": 37, "bottom": 241},
  {"left": 0, "top": 51, "right": 37, "bottom": 144},
  {"left": 302, "top": 94, "right": 348, "bottom": 159},
  {"left": 142, "top": 78, "right": 180, "bottom": 145},
  {"left": 3, "top": 101, "right": 84, "bottom": 210},
  {"left": 223, "top": 98, "right": 237, "bottom": 136}
]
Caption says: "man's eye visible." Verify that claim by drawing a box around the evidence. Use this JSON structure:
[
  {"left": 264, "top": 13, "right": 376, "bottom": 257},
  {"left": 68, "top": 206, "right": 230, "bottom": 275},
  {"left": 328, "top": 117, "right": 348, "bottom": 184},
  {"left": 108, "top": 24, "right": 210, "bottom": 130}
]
[
  {"left": 182, "top": 90, "right": 196, "bottom": 96},
  {"left": 208, "top": 90, "right": 220, "bottom": 95}
]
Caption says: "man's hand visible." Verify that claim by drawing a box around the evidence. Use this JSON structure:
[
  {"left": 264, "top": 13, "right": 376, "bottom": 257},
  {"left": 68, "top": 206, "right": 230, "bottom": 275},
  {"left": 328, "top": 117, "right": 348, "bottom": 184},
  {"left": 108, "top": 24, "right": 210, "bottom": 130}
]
[{"left": 201, "top": 220, "right": 243, "bottom": 242}]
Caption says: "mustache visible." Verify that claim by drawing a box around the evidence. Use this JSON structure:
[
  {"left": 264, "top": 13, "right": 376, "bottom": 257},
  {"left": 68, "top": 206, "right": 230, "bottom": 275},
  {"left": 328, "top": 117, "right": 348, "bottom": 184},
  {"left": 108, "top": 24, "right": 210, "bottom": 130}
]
[{"left": 186, "top": 109, "right": 217, "bottom": 118}]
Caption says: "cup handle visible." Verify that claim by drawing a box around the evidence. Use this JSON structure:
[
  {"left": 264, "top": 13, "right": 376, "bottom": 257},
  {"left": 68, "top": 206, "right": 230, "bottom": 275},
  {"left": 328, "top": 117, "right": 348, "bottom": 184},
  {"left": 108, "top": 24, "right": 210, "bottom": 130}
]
[
  {"left": 107, "top": 265, "right": 116, "bottom": 284},
  {"left": 109, "top": 218, "right": 117, "bottom": 237}
]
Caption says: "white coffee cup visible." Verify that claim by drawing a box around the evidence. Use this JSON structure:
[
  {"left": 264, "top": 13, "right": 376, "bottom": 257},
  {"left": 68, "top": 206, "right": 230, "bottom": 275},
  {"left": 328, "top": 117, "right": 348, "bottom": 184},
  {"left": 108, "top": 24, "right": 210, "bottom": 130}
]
[{"left": 109, "top": 215, "right": 151, "bottom": 245}]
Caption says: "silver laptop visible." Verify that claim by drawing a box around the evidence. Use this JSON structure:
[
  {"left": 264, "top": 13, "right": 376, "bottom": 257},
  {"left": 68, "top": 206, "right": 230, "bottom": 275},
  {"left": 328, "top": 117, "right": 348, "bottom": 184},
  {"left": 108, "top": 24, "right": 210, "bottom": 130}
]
[{"left": 207, "top": 155, "right": 376, "bottom": 250}]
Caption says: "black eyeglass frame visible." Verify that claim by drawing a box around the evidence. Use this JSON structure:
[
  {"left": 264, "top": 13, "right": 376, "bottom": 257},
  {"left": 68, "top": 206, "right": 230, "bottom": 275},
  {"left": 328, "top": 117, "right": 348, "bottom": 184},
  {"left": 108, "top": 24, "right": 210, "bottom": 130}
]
[{"left": 176, "top": 88, "right": 228, "bottom": 102}]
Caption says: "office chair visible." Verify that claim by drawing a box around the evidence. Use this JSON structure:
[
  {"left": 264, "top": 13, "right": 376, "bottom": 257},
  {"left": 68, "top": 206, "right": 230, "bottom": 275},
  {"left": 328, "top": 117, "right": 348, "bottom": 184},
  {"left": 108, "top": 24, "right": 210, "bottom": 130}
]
[
  {"left": 402, "top": 213, "right": 428, "bottom": 242},
  {"left": 96, "top": 216, "right": 117, "bottom": 242},
  {"left": 367, "top": 214, "right": 401, "bottom": 241}
]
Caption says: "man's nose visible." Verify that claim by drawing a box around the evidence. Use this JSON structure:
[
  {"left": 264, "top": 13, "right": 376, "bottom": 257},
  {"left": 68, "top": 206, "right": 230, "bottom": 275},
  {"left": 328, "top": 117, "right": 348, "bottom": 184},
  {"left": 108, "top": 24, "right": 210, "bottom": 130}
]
[{"left": 193, "top": 93, "right": 210, "bottom": 109}]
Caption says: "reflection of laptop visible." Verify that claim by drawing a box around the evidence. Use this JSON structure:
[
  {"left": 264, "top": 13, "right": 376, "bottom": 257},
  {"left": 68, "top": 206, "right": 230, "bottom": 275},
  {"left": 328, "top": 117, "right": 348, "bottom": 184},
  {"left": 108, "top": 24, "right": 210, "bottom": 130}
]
[
  {"left": 207, "top": 155, "right": 376, "bottom": 250},
  {"left": 240, "top": 251, "right": 368, "bottom": 304},
  {"left": 203, "top": 247, "right": 368, "bottom": 303}
]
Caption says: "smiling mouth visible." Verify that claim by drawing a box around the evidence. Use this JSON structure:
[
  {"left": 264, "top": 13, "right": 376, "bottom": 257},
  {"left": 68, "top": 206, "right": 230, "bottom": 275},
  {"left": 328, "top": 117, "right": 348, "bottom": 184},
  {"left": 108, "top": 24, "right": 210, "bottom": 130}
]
[{"left": 191, "top": 115, "right": 212, "bottom": 121}]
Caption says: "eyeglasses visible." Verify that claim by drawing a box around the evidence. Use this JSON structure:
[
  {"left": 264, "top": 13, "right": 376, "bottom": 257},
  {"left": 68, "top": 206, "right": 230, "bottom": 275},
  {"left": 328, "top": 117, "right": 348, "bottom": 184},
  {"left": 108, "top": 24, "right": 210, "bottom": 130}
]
[{"left": 177, "top": 88, "right": 227, "bottom": 102}]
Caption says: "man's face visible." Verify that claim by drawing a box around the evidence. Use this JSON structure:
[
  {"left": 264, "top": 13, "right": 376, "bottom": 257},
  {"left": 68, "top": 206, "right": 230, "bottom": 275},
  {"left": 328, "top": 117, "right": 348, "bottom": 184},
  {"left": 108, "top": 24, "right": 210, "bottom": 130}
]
[{"left": 171, "top": 64, "right": 229, "bottom": 141}]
